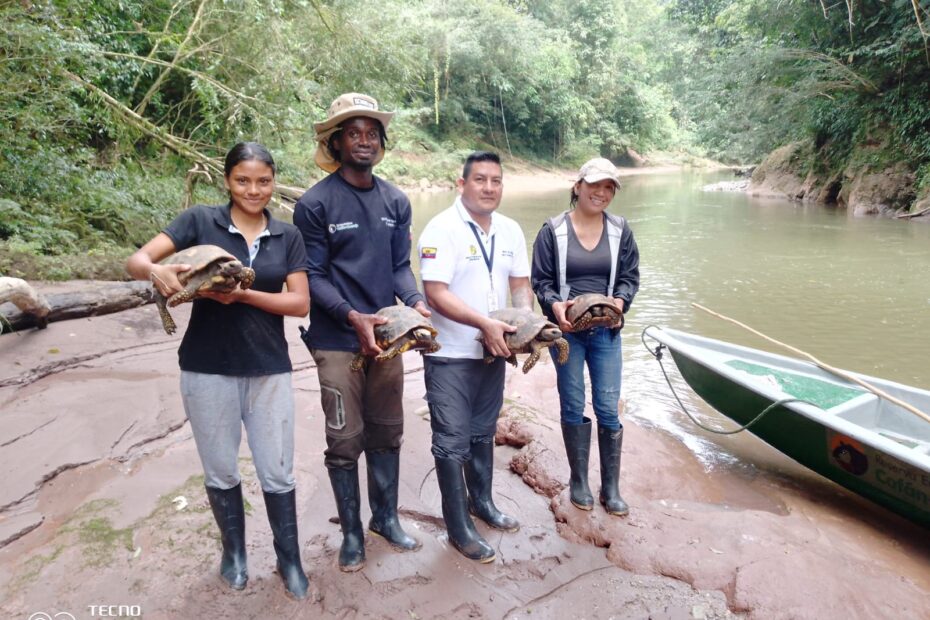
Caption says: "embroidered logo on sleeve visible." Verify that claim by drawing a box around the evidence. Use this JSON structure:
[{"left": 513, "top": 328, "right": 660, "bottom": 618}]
[
  {"left": 421, "top": 247, "right": 437, "bottom": 259},
  {"left": 328, "top": 221, "right": 359, "bottom": 234}
]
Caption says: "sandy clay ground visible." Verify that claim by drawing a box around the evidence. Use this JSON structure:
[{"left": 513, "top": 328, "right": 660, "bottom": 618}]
[{"left": 1, "top": 282, "right": 929, "bottom": 620}]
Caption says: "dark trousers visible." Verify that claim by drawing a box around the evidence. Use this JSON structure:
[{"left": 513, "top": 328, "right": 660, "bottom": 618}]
[
  {"left": 310, "top": 348, "right": 404, "bottom": 469},
  {"left": 424, "top": 356, "right": 505, "bottom": 463}
]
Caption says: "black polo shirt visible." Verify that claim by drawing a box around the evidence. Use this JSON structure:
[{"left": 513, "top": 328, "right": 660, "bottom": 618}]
[{"left": 163, "top": 203, "right": 308, "bottom": 376}]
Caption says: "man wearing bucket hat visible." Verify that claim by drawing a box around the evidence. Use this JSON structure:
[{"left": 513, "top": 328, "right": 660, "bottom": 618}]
[
  {"left": 293, "top": 93, "right": 427, "bottom": 572},
  {"left": 530, "top": 157, "right": 639, "bottom": 518}
]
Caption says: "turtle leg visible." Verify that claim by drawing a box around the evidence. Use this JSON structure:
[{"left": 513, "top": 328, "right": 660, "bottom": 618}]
[
  {"left": 238, "top": 267, "right": 256, "bottom": 290},
  {"left": 555, "top": 338, "right": 570, "bottom": 364},
  {"left": 154, "top": 291, "right": 177, "bottom": 335},
  {"left": 375, "top": 341, "right": 405, "bottom": 362},
  {"left": 350, "top": 353, "right": 367, "bottom": 372},
  {"left": 522, "top": 349, "right": 541, "bottom": 374},
  {"left": 168, "top": 285, "right": 198, "bottom": 308},
  {"left": 506, "top": 354, "right": 518, "bottom": 368}
]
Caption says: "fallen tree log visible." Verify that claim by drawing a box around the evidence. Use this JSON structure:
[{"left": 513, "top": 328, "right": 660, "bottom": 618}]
[
  {"left": 0, "top": 277, "right": 52, "bottom": 330},
  {"left": 0, "top": 281, "right": 153, "bottom": 332}
]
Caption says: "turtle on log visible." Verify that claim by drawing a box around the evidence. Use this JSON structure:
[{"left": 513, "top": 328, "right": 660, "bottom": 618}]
[
  {"left": 153, "top": 245, "right": 255, "bottom": 335},
  {"left": 479, "top": 308, "right": 569, "bottom": 374},
  {"left": 350, "top": 305, "right": 441, "bottom": 371}
]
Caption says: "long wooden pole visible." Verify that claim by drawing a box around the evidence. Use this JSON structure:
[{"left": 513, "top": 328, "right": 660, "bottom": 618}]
[{"left": 691, "top": 303, "right": 930, "bottom": 425}]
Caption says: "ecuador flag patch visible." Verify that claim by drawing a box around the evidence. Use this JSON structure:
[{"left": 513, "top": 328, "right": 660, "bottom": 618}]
[{"left": 421, "top": 247, "right": 437, "bottom": 259}]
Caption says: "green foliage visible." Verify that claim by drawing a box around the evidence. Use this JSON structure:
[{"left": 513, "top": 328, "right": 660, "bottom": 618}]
[
  {"left": 668, "top": 0, "right": 930, "bottom": 179},
  {"left": 7, "top": 0, "right": 927, "bottom": 280}
]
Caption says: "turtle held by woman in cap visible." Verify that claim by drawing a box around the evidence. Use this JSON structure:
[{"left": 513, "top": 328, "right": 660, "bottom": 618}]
[
  {"left": 479, "top": 308, "right": 569, "bottom": 374},
  {"left": 565, "top": 293, "right": 624, "bottom": 331},
  {"left": 350, "top": 305, "right": 441, "bottom": 371},
  {"left": 153, "top": 244, "right": 255, "bottom": 335}
]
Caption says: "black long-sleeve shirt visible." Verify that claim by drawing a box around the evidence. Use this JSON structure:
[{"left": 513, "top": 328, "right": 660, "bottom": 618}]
[
  {"left": 531, "top": 214, "right": 640, "bottom": 323},
  {"left": 293, "top": 173, "right": 424, "bottom": 351}
]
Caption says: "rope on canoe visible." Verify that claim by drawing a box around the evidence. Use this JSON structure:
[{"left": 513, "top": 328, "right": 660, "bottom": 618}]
[{"left": 641, "top": 326, "right": 819, "bottom": 435}]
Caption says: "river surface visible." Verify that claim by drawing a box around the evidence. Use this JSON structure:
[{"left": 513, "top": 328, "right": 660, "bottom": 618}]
[{"left": 409, "top": 170, "right": 930, "bottom": 469}]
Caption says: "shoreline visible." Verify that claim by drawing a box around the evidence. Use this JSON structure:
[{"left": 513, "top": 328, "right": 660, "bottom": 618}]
[
  {"left": 2, "top": 286, "right": 929, "bottom": 618},
  {"left": 398, "top": 160, "right": 732, "bottom": 195}
]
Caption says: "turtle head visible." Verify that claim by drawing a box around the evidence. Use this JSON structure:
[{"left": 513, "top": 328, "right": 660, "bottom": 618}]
[
  {"left": 539, "top": 326, "right": 562, "bottom": 341},
  {"left": 217, "top": 260, "right": 244, "bottom": 277}
]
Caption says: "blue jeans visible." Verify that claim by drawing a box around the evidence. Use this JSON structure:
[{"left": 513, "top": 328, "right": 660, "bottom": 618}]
[{"left": 549, "top": 327, "right": 622, "bottom": 430}]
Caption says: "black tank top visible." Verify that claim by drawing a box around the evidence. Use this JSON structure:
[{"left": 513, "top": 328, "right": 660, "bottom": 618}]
[{"left": 565, "top": 218, "right": 611, "bottom": 298}]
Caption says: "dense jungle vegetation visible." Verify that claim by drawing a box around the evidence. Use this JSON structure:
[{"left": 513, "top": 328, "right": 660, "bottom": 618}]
[{"left": 2, "top": 0, "right": 929, "bottom": 278}]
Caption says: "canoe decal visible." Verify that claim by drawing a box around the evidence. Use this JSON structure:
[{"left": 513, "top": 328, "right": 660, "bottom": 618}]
[
  {"left": 829, "top": 434, "right": 869, "bottom": 475},
  {"left": 827, "top": 430, "right": 930, "bottom": 510}
]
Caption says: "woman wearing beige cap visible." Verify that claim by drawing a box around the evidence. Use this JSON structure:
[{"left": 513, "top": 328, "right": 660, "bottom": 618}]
[{"left": 530, "top": 157, "right": 640, "bottom": 516}]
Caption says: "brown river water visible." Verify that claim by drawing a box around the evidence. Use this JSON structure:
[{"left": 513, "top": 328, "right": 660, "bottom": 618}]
[{"left": 410, "top": 170, "right": 930, "bottom": 469}]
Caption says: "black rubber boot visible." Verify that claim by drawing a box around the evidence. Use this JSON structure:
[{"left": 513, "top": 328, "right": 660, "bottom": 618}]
[
  {"left": 366, "top": 449, "right": 422, "bottom": 551},
  {"left": 597, "top": 425, "right": 630, "bottom": 516},
  {"left": 205, "top": 484, "right": 248, "bottom": 590},
  {"left": 264, "top": 489, "right": 310, "bottom": 599},
  {"left": 464, "top": 440, "right": 519, "bottom": 532},
  {"left": 328, "top": 465, "right": 366, "bottom": 571},
  {"left": 561, "top": 418, "right": 594, "bottom": 510},
  {"left": 434, "top": 457, "right": 496, "bottom": 563}
]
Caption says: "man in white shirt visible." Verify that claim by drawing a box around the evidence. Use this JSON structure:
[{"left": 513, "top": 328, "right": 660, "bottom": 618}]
[{"left": 418, "top": 151, "right": 534, "bottom": 563}]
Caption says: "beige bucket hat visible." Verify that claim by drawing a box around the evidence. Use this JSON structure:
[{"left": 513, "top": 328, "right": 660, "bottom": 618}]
[
  {"left": 313, "top": 93, "right": 395, "bottom": 172},
  {"left": 576, "top": 157, "right": 621, "bottom": 188}
]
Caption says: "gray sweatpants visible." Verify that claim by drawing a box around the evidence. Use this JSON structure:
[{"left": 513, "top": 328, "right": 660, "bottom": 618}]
[{"left": 180, "top": 371, "right": 296, "bottom": 493}]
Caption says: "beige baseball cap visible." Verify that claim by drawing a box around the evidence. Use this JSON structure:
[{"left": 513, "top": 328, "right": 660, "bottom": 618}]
[
  {"left": 313, "top": 93, "right": 395, "bottom": 172},
  {"left": 576, "top": 157, "right": 621, "bottom": 187}
]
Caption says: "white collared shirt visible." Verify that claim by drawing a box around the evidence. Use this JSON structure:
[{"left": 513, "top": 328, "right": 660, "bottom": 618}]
[{"left": 418, "top": 197, "right": 530, "bottom": 359}]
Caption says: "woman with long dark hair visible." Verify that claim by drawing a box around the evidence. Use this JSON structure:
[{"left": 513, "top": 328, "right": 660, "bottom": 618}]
[
  {"left": 531, "top": 157, "right": 640, "bottom": 517},
  {"left": 126, "top": 142, "right": 311, "bottom": 598}
]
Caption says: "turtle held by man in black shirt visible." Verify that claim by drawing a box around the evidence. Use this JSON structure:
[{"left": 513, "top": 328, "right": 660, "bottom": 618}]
[
  {"left": 566, "top": 293, "right": 624, "bottom": 331},
  {"left": 153, "top": 244, "right": 256, "bottom": 335},
  {"left": 480, "top": 308, "right": 569, "bottom": 374},
  {"left": 350, "top": 305, "right": 441, "bottom": 371}
]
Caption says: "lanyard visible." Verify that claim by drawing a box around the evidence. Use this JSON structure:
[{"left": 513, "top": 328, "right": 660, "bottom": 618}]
[{"left": 467, "top": 222, "right": 495, "bottom": 275}]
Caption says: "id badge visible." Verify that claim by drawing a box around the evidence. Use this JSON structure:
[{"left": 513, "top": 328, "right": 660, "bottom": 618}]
[{"left": 487, "top": 284, "right": 499, "bottom": 312}]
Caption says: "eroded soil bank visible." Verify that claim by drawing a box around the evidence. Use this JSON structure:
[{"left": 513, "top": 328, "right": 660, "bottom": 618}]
[{"left": 1, "top": 282, "right": 928, "bottom": 619}]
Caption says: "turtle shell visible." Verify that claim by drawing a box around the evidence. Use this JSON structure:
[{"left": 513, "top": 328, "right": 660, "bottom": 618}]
[
  {"left": 566, "top": 293, "right": 624, "bottom": 330},
  {"left": 374, "top": 305, "right": 438, "bottom": 347},
  {"left": 161, "top": 245, "right": 238, "bottom": 287},
  {"left": 488, "top": 308, "right": 556, "bottom": 351}
]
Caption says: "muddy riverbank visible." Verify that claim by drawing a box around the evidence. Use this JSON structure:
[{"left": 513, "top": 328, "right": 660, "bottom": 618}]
[{"left": 2, "top": 282, "right": 929, "bottom": 619}]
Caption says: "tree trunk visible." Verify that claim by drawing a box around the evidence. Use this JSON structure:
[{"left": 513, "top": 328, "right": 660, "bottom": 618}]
[
  {"left": 0, "top": 277, "right": 52, "bottom": 330},
  {"left": 0, "top": 281, "right": 153, "bottom": 332}
]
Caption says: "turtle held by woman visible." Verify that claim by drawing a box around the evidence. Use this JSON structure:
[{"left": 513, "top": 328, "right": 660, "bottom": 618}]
[
  {"left": 350, "top": 305, "right": 441, "bottom": 371},
  {"left": 153, "top": 244, "right": 255, "bottom": 335},
  {"left": 566, "top": 293, "right": 624, "bottom": 331},
  {"left": 479, "top": 308, "right": 569, "bottom": 374}
]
